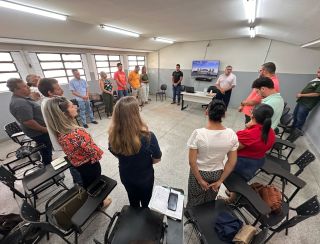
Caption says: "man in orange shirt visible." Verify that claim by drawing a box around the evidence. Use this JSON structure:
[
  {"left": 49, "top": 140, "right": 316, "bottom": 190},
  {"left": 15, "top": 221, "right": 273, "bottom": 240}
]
[
  {"left": 128, "top": 65, "right": 144, "bottom": 105},
  {"left": 239, "top": 62, "right": 280, "bottom": 123},
  {"left": 114, "top": 63, "right": 127, "bottom": 98}
]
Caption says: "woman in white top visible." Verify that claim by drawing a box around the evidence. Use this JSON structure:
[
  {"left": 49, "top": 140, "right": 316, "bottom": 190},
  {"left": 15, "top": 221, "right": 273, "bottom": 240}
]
[{"left": 187, "top": 99, "right": 238, "bottom": 207}]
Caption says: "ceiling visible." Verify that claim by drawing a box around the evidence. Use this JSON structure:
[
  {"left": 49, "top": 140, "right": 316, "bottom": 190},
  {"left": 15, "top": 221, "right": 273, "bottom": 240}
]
[{"left": 0, "top": 0, "right": 319, "bottom": 51}]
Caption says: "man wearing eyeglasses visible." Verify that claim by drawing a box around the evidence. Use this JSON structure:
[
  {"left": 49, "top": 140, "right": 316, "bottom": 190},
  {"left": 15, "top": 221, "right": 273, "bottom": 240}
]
[
  {"left": 239, "top": 62, "right": 280, "bottom": 123},
  {"left": 215, "top": 65, "right": 236, "bottom": 108}
]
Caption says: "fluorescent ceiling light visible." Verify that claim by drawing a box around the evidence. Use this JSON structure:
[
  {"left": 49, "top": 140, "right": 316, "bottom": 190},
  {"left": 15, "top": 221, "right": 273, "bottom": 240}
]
[
  {"left": 153, "top": 37, "right": 174, "bottom": 44},
  {"left": 301, "top": 38, "right": 320, "bottom": 48},
  {"left": 244, "top": 0, "right": 256, "bottom": 23},
  {"left": 249, "top": 27, "right": 256, "bottom": 38},
  {"left": 0, "top": 0, "right": 67, "bottom": 20},
  {"left": 100, "top": 25, "right": 140, "bottom": 38}
]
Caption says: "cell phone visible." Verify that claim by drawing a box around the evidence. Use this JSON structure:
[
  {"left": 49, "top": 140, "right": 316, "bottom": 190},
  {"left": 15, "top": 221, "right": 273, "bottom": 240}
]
[
  {"left": 167, "top": 192, "right": 178, "bottom": 211},
  {"left": 87, "top": 179, "right": 107, "bottom": 197}
]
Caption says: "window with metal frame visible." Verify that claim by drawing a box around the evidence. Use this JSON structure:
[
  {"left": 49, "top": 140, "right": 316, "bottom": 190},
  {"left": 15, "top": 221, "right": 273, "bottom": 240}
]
[
  {"left": 36, "top": 53, "right": 86, "bottom": 84},
  {"left": 0, "top": 52, "right": 21, "bottom": 92},
  {"left": 94, "top": 54, "right": 121, "bottom": 79},
  {"left": 128, "top": 55, "right": 145, "bottom": 71}
]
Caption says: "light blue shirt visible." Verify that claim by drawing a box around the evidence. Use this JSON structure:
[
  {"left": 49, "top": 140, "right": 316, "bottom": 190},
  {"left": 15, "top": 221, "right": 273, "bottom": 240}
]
[{"left": 69, "top": 78, "right": 88, "bottom": 101}]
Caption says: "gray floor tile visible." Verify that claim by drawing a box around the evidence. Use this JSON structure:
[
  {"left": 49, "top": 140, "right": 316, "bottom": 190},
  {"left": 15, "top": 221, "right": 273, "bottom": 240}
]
[{"left": 0, "top": 96, "right": 319, "bottom": 243}]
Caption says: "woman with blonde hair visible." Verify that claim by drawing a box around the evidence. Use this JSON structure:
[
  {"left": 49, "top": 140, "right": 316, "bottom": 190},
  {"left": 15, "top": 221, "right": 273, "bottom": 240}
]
[
  {"left": 44, "top": 96, "right": 111, "bottom": 207},
  {"left": 109, "top": 96, "right": 162, "bottom": 208},
  {"left": 99, "top": 71, "right": 114, "bottom": 118}
]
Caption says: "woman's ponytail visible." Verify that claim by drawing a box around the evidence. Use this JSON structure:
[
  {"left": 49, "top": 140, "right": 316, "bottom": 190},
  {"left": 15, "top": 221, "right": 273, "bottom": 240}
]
[
  {"left": 252, "top": 104, "right": 274, "bottom": 144},
  {"left": 262, "top": 117, "right": 272, "bottom": 144}
]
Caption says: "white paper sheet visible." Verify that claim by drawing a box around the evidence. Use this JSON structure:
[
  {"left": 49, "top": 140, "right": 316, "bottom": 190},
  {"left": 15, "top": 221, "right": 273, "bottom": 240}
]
[{"left": 148, "top": 186, "right": 184, "bottom": 220}]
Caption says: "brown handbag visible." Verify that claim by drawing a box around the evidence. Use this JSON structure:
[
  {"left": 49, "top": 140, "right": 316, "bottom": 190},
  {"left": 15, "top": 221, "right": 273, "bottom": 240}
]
[
  {"left": 51, "top": 186, "right": 88, "bottom": 230},
  {"left": 233, "top": 225, "right": 257, "bottom": 244},
  {"left": 251, "top": 182, "right": 282, "bottom": 214}
]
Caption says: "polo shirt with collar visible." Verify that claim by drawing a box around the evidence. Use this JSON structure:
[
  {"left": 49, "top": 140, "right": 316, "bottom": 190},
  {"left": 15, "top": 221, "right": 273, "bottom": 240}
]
[{"left": 262, "top": 93, "right": 284, "bottom": 129}]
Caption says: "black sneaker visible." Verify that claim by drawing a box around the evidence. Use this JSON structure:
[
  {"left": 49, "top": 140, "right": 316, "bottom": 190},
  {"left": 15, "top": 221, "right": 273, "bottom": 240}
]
[
  {"left": 83, "top": 124, "right": 89, "bottom": 128},
  {"left": 177, "top": 103, "right": 180, "bottom": 106},
  {"left": 91, "top": 121, "right": 98, "bottom": 124},
  {"left": 171, "top": 102, "right": 176, "bottom": 104}
]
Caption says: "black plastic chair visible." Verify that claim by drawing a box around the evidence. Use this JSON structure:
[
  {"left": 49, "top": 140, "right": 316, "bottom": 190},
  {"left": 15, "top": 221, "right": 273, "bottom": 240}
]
[
  {"left": 277, "top": 113, "right": 293, "bottom": 138},
  {"left": 0, "top": 165, "right": 65, "bottom": 208},
  {"left": 282, "top": 106, "right": 290, "bottom": 117},
  {"left": 4, "top": 122, "right": 33, "bottom": 158},
  {"left": 266, "top": 195, "right": 320, "bottom": 242},
  {"left": 251, "top": 160, "right": 306, "bottom": 231},
  {"left": 103, "top": 205, "right": 165, "bottom": 244},
  {"left": 20, "top": 176, "right": 117, "bottom": 244},
  {"left": 20, "top": 200, "right": 72, "bottom": 244},
  {"left": 266, "top": 150, "right": 315, "bottom": 177},
  {"left": 269, "top": 128, "right": 303, "bottom": 160},
  {"left": 3, "top": 144, "right": 44, "bottom": 175},
  {"left": 156, "top": 84, "right": 167, "bottom": 101},
  {"left": 89, "top": 93, "right": 105, "bottom": 120},
  {"left": 184, "top": 200, "right": 269, "bottom": 244}
]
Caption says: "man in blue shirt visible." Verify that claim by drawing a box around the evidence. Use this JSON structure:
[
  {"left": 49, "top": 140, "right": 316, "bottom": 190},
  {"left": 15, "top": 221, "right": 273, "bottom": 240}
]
[{"left": 69, "top": 69, "right": 97, "bottom": 128}]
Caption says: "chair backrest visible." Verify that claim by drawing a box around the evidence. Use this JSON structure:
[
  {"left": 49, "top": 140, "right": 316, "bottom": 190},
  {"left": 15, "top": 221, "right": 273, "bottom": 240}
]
[
  {"left": 20, "top": 200, "right": 41, "bottom": 223},
  {"left": 4, "top": 122, "right": 23, "bottom": 144},
  {"left": 294, "top": 150, "right": 316, "bottom": 176},
  {"left": 160, "top": 84, "right": 167, "bottom": 91},
  {"left": 282, "top": 106, "right": 290, "bottom": 116},
  {"left": 0, "top": 165, "right": 17, "bottom": 186},
  {"left": 286, "top": 128, "right": 303, "bottom": 142},
  {"left": 89, "top": 93, "right": 102, "bottom": 101},
  {"left": 0, "top": 166, "right": 25, "bottom": 198},
  {"left": 280, "top": 113, "right": 293, "bottom": 126},
  {"left": 275, "top": 195, "right": 319, "bottom": 233}
]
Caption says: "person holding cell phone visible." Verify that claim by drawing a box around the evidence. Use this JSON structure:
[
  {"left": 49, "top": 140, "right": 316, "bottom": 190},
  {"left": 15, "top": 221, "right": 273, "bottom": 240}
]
[
  {"left": 186, "top": 99, "right": 238, "bottom": 208},
  {"left": 108, "top": 96, "right": 162, "bottom": 208},
  {"left": 43, "top": 96, "right": 112, "bottom": 208}
]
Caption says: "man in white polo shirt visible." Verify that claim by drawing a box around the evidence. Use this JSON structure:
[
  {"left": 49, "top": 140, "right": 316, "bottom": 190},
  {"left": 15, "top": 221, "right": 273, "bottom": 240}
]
[{"left": 215, "top": 65, "right": 236, "bottom": 108}]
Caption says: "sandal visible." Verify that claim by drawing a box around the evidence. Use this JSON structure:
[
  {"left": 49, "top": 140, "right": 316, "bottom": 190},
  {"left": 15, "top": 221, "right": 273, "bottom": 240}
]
[{"left": 102, "top": 197, "right": 112, "bottom": 209}]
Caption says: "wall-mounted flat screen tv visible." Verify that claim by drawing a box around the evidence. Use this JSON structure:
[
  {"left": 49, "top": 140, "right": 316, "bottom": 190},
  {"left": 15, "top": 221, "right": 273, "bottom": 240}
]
[{"left": 191, "top": 60, "right": 220, "bottom": 81}]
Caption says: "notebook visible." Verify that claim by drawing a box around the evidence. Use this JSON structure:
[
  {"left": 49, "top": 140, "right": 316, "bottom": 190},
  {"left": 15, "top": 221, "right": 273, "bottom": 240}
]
[
  {"left": 51, "top": 157, "right": 67, "bottom": 170},
  {"left": 148, "top": 185, "right": 184, "bottom": 220}
]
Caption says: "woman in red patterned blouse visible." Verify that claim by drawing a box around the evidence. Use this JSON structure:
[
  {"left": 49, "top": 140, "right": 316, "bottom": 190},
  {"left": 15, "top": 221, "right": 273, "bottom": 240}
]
[{"left": 43, "top": 96, "right": 111, "bottom": 207}]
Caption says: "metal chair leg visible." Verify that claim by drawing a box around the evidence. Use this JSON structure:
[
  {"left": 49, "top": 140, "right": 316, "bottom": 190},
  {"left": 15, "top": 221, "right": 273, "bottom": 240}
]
[
  {"left": 97, "top": 107, "right": 102, "bottom": 120},
  {"left": 268, "top": 175, "right": 276, "bottom": 185}
]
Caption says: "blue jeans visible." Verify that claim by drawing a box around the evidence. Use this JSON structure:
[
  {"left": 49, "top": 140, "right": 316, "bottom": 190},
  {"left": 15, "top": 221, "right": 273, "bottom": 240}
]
[
  {"left": 78, "top": 100, "right": 94, "bottom": 125},
  {"left": 292, "top": 103, "right": 310, "bottom": 130},
  {"left": 69, "top": 166, "right": 83, "bottom": 186},
  {"left": 234, "top": 156, "right": 265, "bottom": 182},
  {"left": 117, "top": 90, "right": 128, "bottom": 98},
  {"left": 172, "top": 85, "right": 181, "bottom": 103},
  {"left": 31, "top": 133, "right": 53, "bottom": 165}
]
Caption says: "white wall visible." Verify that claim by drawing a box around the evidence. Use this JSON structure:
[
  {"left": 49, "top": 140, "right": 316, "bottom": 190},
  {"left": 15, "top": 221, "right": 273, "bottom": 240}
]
[
  {"left": 153, "top": 37, "right": 320, "bottom": 73},
  {"left": 147, "top": 37, "right": 320, "bottom": 153}
]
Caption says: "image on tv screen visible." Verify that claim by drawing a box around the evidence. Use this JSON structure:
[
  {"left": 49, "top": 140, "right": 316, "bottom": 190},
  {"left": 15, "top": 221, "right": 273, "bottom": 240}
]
[{"left": 191, "top": 60, "right": 220, "bottom": 78}]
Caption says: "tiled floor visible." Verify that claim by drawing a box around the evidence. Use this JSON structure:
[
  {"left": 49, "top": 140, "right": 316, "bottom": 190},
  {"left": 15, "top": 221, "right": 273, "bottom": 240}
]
[{"left": 0, "top": 96, "right": 319, "bottom": 243}]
